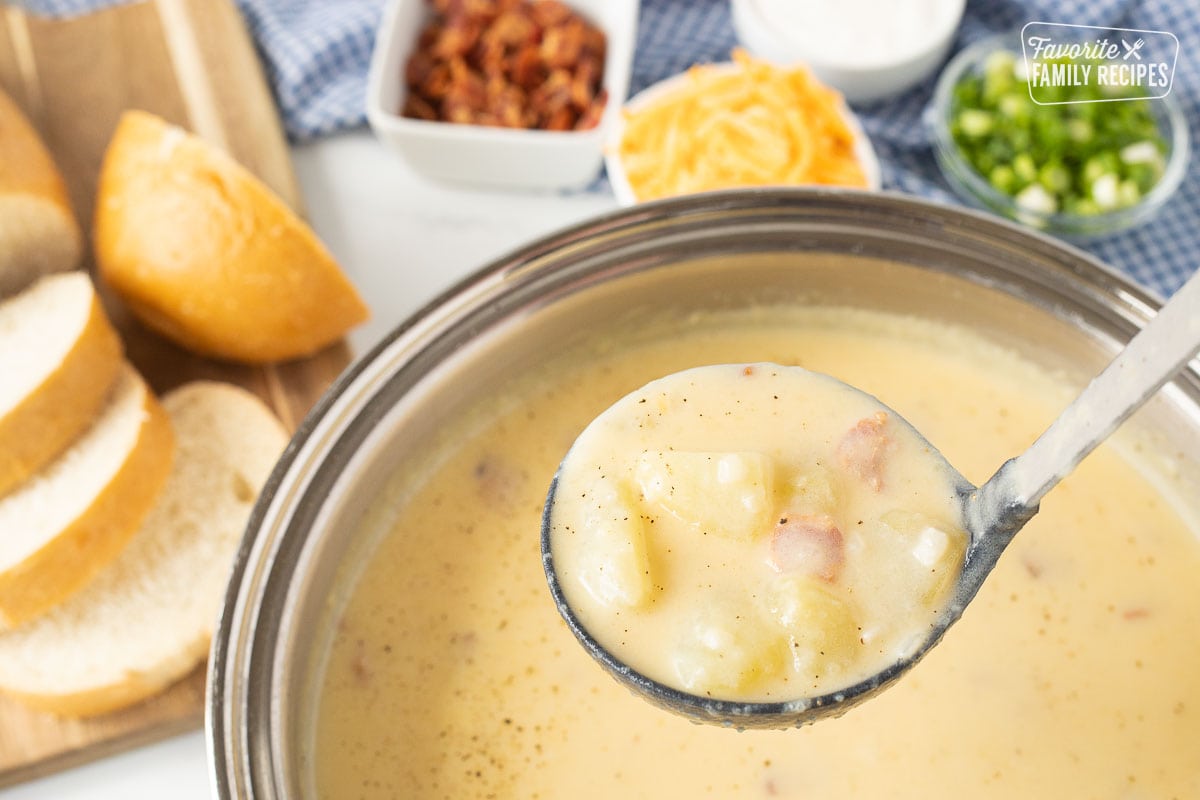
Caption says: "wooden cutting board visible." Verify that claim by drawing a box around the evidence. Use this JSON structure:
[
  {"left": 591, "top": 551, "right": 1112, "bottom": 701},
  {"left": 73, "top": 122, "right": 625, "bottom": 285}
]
[{"left": 0, "top": 0, "right": 352, "bottom": 787}]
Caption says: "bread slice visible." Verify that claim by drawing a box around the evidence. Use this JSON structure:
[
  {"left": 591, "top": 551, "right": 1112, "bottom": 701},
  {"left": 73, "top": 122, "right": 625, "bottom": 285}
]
[
  {"left": 0, "top": 88, "right": 82, "bottom": 297},
  {"left": 94, "top": 110, "right": 367, "bottom": 363},
  {"left": 0, "top": 272, "right": 124, "bottom": 497},
  {"left": 0, "top": 365, "right": 173, "bottom": 628},
  {"left": 0, "top": 382, "right": 286, "bottom": 716}
]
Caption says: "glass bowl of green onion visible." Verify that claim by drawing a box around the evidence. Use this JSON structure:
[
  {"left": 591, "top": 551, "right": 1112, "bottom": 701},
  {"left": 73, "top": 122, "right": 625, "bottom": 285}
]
[{"left": 928, "top": 33, "right": 1189, "bottom": 238}]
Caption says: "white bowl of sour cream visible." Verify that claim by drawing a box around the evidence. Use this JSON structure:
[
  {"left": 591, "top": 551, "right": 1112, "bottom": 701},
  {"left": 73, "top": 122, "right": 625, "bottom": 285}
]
[{"left": 730, "top": 0, "right": 966, "bottom": 104}]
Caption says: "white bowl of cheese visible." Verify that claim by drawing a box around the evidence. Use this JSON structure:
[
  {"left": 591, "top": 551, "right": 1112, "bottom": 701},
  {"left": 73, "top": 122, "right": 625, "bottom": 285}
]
[{"left": 605, "top": 54, "right": 882, "bottom": 205}]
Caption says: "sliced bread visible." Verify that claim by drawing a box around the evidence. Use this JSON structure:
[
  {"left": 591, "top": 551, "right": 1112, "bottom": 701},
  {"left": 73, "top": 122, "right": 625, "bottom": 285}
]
[
  {"left": 0, "top": 365, "right": 173, "bottom": 628},
  {"left": 0, "top": 381, "right": 286, "bottom": 716},
  {"left": 0, "top": 272, "right": 124, "bottom": 498},
  {"left": 0, "top": 88, "right": 82, "bottom": 297}
]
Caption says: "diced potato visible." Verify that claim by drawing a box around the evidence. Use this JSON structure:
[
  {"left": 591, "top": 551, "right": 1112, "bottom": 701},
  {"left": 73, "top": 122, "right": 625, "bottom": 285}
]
[
  {"left": 670, "top": 600, "right": 787, "bottom": 695},
  {"left": 764, "top": 575, "right": 862, "bottom": 679},
  {"left": 878, "top": 510, "right": 968, "bottom": 604},
  {"left": 633, "top": 450, "right": 774, "bottom": 541},
  {"left": 575, "top": 477, "right": 653, "bottom": 609},
  {"left": 910, "top": 526, "right": 951, "bottom": 567},
  {"left": 784, "top": 463, "right": 841, "bottom": 516}
]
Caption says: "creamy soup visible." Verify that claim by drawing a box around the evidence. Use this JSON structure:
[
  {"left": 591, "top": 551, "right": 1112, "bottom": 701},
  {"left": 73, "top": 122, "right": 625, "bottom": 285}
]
[
  {"left": 547, "top": 364, "right": 969, "bottom": 701},
  {"left": 314, "top": 307, "right": 1200, "bottom": 799}
]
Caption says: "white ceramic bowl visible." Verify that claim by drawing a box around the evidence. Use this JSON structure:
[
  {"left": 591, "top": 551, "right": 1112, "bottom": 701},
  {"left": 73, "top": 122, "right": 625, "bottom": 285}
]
[
  {"left": 605, "top": 63, "right": 882, "bottom": 206},
  {"left": 366, "top": 0, "right": 637, "bottom": 190},
  {"left": 730, "top": 0, "right": 965, "bottom": 104}
]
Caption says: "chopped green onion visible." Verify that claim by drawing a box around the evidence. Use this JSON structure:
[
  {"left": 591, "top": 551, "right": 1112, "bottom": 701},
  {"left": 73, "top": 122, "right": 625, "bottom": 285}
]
[
  {"left": 948, "top": 49, "right": 1170, "bottom": 219},
  {"left": 1117, "top": 179, "right": 1142, "bottom": 207},
  {"left": 1012, "top": 153, "right": 1037, "bottom": 184},
  {"left": 1091, "top": 173, "right": 1120, "bottom": 209},
  {"left": 1067, "top": 118, "right": 1093, "bottom": 142},
  {"left": 1119, "top": 141, "right": 1162, "bottom": 166},
  {"left": 1082, "top": 152, "right": 1119, "bottom": 187},
  {"left": 1038, "top": 161, "right": 1071, "bottom": 194},
  {"left": 1015, "top": 183, "right": 1058, "bottom": 215},
  {"left": 957, "top": 109, "right": 994, "bottom": 138},
  {"left": 989, "top": 165, "right": 1017, "bottom": 194}
]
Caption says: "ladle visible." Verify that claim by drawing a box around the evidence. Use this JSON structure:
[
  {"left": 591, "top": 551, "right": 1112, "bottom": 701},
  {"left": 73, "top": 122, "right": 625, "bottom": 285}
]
[{"left": 541, "top": 265, "right": 1200, "bottom": 730}]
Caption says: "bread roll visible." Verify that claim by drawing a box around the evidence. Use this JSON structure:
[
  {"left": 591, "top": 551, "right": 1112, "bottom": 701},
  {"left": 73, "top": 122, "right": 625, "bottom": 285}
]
[{"left": 94, "top": 110, "right": 368, "bottom": 363}]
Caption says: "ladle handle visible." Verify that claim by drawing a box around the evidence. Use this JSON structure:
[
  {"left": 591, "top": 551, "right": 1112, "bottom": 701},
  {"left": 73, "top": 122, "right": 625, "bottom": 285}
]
[{"left": 984, "top": 266, "right": 1200, "bottom": 517}]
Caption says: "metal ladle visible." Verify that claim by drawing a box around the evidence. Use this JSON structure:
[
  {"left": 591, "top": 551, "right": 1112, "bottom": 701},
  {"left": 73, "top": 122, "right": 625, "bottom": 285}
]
[{"left": 541, "top": 265, "right": 1200, "bottom": 730}]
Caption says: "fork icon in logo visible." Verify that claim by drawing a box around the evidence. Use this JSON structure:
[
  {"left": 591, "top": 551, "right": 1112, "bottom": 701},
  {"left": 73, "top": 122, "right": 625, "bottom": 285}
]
[{"left": 1122, "top": 38, "right": 1146, "bottom": 60}]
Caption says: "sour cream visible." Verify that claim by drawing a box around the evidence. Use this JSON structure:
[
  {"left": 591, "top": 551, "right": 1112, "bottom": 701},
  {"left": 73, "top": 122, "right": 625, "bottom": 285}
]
[{"left": 732, "top": 0, "right": 966, "bottom": 101}]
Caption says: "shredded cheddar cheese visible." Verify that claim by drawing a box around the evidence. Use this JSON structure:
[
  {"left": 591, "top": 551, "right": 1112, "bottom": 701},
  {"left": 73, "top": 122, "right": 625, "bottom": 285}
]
[{"left": 616, "top": 50, "right": 869, "bottom": 201}]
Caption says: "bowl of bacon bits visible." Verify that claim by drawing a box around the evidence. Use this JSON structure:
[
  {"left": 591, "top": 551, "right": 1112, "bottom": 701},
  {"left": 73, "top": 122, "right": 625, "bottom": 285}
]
[
  {"left": 606, "top": 51, "right": 881, "bottom": 205},
  {"left": 367, "top": 0, "right": 637, "bottom": 190}
]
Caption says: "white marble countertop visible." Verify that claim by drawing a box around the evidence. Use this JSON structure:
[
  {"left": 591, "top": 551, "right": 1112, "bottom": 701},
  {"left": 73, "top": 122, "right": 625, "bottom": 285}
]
[{"left": 2, "top": 129, "right": 618, "bottom": 800}]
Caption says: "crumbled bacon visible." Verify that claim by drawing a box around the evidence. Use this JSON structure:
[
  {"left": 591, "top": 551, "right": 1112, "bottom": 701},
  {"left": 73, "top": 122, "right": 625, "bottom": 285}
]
[
  {"left": 487, "top": 9, "right": 536, "bottom": 47},
  {"left": 529, "top": 0, "right": 572, "bottom": 27},
  {"left": 402, "top": 0, "right": 607, "bottom": 130}
]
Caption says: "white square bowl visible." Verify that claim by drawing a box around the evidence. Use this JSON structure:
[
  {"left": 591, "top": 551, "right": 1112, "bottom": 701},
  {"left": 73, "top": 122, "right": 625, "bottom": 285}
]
[{"left": 366, "top": 0, "right": 638, "bottom": 191}]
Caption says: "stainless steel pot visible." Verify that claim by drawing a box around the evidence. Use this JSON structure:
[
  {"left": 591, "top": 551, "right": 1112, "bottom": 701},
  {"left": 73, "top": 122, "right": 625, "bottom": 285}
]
[{"left": 207, "top": 189, "right": 1200, "bottom": 798}]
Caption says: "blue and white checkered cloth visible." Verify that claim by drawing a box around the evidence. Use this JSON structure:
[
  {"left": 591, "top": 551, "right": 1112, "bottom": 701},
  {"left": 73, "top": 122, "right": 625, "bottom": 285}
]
[{"left": 21, "top": 0, "right": 1199, "bottom": 298}]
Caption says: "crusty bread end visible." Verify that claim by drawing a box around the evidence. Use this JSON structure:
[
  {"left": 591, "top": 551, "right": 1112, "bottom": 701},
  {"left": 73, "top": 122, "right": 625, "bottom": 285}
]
[
  {"left": 0, "top": 89, "right": 82, "bottom": 297},
  {"left": 0, "top": 198, "right": 82, "bottom": 297}
]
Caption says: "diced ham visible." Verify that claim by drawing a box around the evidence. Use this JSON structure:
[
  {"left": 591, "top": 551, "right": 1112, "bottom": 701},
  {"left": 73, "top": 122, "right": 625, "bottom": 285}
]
[
  {"left": 350, "top": 638, "right": 372, "bottom": 687},
  {"left": 836, "top": 411, "right": 891, "bottom": 491},
  {"left": 473, "top": 454, "right": 526, "bottom": 508},
  {"left": 768, "top": 514, "right": 844, "bottom": 582}
]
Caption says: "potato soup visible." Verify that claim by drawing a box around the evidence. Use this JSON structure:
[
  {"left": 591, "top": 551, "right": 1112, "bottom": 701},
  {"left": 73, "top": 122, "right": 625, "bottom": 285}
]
[{"left": 314, "top": 307, "right": 1200, "bottom": 799}]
